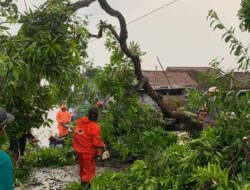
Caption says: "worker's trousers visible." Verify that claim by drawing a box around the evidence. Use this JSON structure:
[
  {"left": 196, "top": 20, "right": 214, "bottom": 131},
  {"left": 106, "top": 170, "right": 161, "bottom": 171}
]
[{"left": 77, "top": 153, "right": 96, "bottom": 183}]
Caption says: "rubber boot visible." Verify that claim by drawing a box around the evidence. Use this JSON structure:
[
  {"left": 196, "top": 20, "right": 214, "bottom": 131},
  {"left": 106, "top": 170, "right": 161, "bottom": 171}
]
[{"left": 81, "top": 181, "right": 91, "bottom": 190}]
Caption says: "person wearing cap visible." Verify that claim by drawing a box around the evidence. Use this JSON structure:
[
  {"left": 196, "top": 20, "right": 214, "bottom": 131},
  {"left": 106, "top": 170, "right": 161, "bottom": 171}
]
[
  {"left": 0, "top": 107, "right": 14, "bottom": 190},
  {"left": 72, "top": 108, "right": 108, "bottom": 189},
  {"left": 200, "top": 86, "right": 219, "bottom": 129},
  {"left": 207, "top": 86, "right": 219, "bottom": 113},
  {"left": 56, "top": 104, "right": 71, "bottom": 138},
  {"left": 208, "top": 86, "right": 219, "bottom": 94},
  {"left": 197, "top": 108, "right": 215, "bottom": 129}
]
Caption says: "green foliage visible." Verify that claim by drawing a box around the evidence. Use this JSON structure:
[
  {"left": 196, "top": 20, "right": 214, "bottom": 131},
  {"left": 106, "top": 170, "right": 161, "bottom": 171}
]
[
  {"left": 207, "top": 10, "right": 250, "bottom": 71},
  {"left": 99, "top": 95, "right": 175, "bottom": 160},
  {"left": 94, "top": 123, "right": 249, "bottom": 189},
  {"left": 93, "top": 35, "right": 176, "bottom": 160},
  {"left": 92, "top": 160, "right": 158, "bottom": 190},
  {"left": 191, "top": 163, "right": 230, "bottom": 189},
  {"left": 21, "top": 147, "right": 76, "bottom": 167},
  {"left": 93, "top": 77, "right": 250, "bottom": 189},
  {"left": 186, "top": 89, "right": 207, "bottom": 111},
  {"left": 238, "top": 0, "right": 250, "bottom": 32},
  {"left": 93, "top": 145, "right": 199, "bottom": 189},
  {"left": 0, "top": 0, "right": 89, "bottom": 144},
  {"left": 81, "top": 66, "right": 103, "bottom": 109},
  {"left": 65, "top": 181, "right": 82, "bottom": 190},
  {"left": 0, "top": 0, "right": 18, "bottom": 27},
  {"left": 14, "top": 160, "right": 31, "bottom": 187}
]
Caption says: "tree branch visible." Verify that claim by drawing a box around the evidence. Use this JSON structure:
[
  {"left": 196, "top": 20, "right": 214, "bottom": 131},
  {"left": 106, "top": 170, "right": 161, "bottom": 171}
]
[
  {"left": 97, "top": 0, "right": 127, "bottom": 42},
  {"left": 243, "top": 145, "right": 250, "bottom": 162},
  {"left": 89, "top": 21, "right": 120, "bottom": 40},
  {"left": 0, "top": 21, "right": 11, "bottom": 25},
  {"left": 227, "top": 136, "right": 250, "bottom": 168},
  {"left": 125, "top": 77, "right": 150, "bottom": 96},
  {"left": 70, "top": 0, "right": 97, "bottom": 13}
]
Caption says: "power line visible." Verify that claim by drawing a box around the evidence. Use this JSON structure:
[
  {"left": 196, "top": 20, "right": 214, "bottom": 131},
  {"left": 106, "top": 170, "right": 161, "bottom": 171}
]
[
  {"left": 89, "top": 0, "right": 179, "bottom": 43},
  {"left": 157, "top": 57, "right": 172, "bottom": 88},
  {"left": 127, "top": 0, "right": 179, "bottom": 26}
]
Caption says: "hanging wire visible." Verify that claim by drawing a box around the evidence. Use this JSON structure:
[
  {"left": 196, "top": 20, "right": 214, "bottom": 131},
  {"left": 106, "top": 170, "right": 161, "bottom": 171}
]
[{"left": 89, "top": 0, "right": 180, "bottom": 43}]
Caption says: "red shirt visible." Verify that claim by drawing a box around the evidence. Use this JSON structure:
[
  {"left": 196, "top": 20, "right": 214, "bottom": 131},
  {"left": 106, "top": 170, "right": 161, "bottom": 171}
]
[{"left": 73, "top": 116, "right": 104, "bottom": 154}]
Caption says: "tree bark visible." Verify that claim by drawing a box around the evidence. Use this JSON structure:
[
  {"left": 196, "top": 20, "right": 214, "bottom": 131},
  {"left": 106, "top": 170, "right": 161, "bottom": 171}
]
[{"left": 70, "top": 0, "right": 97, "bottom": 13}]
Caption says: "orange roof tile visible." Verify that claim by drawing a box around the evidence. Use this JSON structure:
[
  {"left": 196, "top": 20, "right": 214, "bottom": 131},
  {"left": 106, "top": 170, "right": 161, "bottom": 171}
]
[{"left": 142, "top": 71, "right": 198, "bottom": 88}]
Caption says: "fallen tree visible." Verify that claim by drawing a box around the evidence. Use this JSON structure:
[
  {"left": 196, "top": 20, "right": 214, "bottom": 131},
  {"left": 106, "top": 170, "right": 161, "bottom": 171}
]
[{"left": 69, "top": 0, "right": 203, "bottom": 130}]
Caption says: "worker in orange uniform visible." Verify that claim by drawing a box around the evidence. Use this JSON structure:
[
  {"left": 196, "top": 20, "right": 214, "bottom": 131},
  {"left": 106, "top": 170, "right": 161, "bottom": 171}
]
[
  {"left": 56, "top": 104, "right": 71, "bottom": 138},
  {"left": 72, "top": 108, "right": 105, "bottom": 189}
]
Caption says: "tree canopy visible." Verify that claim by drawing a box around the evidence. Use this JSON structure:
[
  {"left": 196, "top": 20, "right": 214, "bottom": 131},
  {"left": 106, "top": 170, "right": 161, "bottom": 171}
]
[
  {"left": 0, "top": 0, "right": 88, "bottom": 137},
  {"left": 238, "top": 0, "right": 250, "bottom": 32}
]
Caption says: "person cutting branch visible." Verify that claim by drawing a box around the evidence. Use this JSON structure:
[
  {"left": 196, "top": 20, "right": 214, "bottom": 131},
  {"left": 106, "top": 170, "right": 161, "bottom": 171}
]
[
  {"left": 73, "top": 108, "right": 109, "bottom": 189},
  {"left": 56, "top": 104, "right": 71, "bottom": 138}
]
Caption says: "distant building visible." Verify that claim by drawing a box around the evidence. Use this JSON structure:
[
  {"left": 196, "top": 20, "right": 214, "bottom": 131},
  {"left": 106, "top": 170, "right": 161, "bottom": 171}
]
[
  {"left": 166, "top": 66, "right": 250, "bottom": 90},
  {"left": 143, "top": 70, "right": 198, "bottom": 89},
  {"left": 140, "top": 67, "right": 250, "bottom": 110},
  {"left": 140, "top": 70, "right": 198, "bottom": 111}
]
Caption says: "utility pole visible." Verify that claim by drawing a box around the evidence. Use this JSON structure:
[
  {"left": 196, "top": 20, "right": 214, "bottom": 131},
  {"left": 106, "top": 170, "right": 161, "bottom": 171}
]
[{"left": 156, "top": 57, "right": 172, "bottom": 88}]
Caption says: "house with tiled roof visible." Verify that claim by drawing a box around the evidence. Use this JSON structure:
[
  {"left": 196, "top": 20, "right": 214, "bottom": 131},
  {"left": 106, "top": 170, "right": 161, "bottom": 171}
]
[
  {"left": 140, "top": 70, "right": 199, "bottom": 111},
  {"left": 143, "top": 70, "right": 198, "bottom": 89},
  {"left": 140, "top": 67, "right": 250, "bottom": 110},
  {"left": 165, "top": 67, "right": 250, "bottom": 89},
  {"left": 166, "top": 66, "right": 217, "bottom": 73}
]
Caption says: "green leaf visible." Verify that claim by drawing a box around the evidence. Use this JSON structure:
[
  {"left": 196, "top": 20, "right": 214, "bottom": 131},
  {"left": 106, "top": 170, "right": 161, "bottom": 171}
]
[
  {"left": 230, "top": 44, "right": 237, "bottom": 54},
  {"left": 0, "top": 25, "right": 10, "bottom": 30},
  {"left": 225, "top": 35, "right": 232, "bottom": 43},
  {"left": 11, "top": 3, "right": 18, "bottom": 13},
  {"left": 12, "top": 67, "right": 19, "bottom": 80},
  {"left": 0, "top": 67, "right": 7, "bottom": 77},
  {"left": 210, "top": 20, "right": 216, "bottom": 27},
  {"left": 234, "top": 46, "right": 241, "bottom": 56},
  {"left": 222, "top": 32, "right": 229, "bottom": 39},
  {"left": 237, "top": 56, "right": 245, "bottom": 63},
  {"left": 214, "top": 24, "right": 224, "bottom": 30}
]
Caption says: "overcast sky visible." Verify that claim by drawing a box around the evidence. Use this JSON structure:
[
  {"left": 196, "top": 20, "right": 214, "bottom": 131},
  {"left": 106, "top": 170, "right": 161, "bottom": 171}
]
[{"left": 13, "top": 0, "right": 249, "bottom": 71}]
